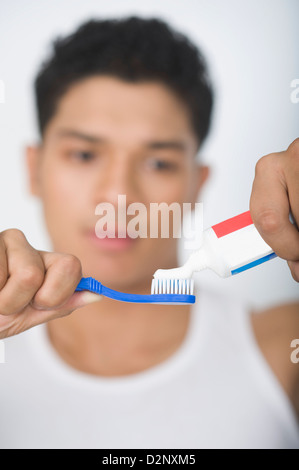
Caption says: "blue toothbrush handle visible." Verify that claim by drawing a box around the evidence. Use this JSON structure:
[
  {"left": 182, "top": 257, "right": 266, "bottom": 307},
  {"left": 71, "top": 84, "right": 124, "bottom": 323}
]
[
  {"left": 75, "top": 277, "right": 195, "bottom": 304},
  {"left": 75, "top": 277, "right": 103, "bottom": 294}
]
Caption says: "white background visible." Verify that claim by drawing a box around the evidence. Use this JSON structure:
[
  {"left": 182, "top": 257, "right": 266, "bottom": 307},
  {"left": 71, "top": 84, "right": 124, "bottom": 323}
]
[{"left": 0, "top": 0, "right": 298, "bottom": 309}]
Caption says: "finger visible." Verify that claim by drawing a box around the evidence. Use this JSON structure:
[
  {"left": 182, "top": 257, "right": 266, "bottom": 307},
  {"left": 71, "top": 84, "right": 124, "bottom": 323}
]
[
  {"left": 250, "top": 154, "right": 299, "bottom": 260},
  {"left": 0, "top": 236, "right": 8, "bottom": 290},
  {"left": 31, "top": 252, "right": 83, "bottom": 310},
  {"left": 33, "top": 291, "right": 101, "bottom": 317},
  {"left": 284, "top": 141, "right": 299, "bottom": 228},
  {"left": 0, "top": 230, "right": 44, "bottom": 315}
]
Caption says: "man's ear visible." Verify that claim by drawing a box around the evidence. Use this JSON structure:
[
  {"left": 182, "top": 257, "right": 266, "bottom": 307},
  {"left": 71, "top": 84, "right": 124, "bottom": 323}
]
[{"left": 25, "top": 145, "right": 42, "bottom": 197}]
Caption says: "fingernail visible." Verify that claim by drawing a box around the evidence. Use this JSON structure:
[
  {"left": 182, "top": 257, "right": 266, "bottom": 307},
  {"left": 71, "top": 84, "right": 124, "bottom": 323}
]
[{"left": 80, "top": 292, "right": 102, "bottom": 304}]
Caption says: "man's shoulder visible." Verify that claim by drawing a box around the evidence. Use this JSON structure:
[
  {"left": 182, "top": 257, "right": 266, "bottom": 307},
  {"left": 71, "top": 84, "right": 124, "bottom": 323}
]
[
  {"left": 251, "top": 301, "right": 299, "bottom": 417},
  {"left": 252, "top": 301, "right": 299, "bottom": 341}
]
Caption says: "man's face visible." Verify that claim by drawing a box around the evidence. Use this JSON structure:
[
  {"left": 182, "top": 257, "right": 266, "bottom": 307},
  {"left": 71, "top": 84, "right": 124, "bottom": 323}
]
[{"left": 27, "top": 76, "right": 208, "bottom": 292}]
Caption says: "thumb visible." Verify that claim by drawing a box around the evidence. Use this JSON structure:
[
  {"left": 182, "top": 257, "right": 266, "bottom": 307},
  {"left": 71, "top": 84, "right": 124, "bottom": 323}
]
[{"left": 63, "top": 291, "right": 102, "bottom": 311}]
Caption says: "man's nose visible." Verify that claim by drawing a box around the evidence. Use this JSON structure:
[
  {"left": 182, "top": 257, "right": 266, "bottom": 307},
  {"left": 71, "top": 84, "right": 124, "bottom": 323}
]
[{"left": 93, "top": 155, "right": 140, "bottom": 207}]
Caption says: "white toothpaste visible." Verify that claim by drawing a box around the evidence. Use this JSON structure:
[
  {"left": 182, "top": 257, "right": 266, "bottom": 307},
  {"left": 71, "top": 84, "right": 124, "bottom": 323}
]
[{"left": 154, "top": 210, "right": 277, "bottom": 280}]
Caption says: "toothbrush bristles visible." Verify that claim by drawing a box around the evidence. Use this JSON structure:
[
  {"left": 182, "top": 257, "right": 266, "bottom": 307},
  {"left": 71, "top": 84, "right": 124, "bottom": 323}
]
[{"left": 151, "top": 279, "right": 194, "bottom": 296}]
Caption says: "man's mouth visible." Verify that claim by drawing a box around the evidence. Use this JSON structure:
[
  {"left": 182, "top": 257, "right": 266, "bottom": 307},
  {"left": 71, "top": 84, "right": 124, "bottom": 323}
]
[{"left": 84, "top": 228, "right": 138, "bottom": 252}]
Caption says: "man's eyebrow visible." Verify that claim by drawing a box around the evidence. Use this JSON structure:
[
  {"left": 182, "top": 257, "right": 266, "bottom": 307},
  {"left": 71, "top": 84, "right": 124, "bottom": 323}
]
[
  {"left": 56, "top": 129, "right": 106, "bottom": 144},
  {"left": 145, "top": 140, "right": 188, "bottom": 152}
]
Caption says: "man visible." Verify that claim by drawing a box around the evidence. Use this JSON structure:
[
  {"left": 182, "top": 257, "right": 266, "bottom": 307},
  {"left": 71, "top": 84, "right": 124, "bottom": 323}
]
[{"left": 0, "top": 17, "right": 298, "bottom": 449}]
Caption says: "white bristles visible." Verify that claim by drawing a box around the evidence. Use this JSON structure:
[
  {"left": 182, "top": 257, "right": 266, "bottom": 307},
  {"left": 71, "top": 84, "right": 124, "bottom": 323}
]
[{"left": 151, "top": 278, "right": 195, "bottom": 296}]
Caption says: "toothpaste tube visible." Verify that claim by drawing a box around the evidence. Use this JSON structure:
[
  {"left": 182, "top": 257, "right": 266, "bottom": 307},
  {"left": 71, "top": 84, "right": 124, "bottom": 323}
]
[
  {"left": 201, "top": 210, "right": 277, "bottom": 277},
  {"left": 154, "top": 211, "right": 277, "bottom": 280}
]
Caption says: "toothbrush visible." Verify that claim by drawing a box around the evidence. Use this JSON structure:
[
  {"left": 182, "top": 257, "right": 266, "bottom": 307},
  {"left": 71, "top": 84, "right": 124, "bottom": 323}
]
[
  {"left": 152, "top": 210, "right": 281, "bottom": 295},
  {"left": 75, "top": 276, "right": 195, "bottom": 305}
]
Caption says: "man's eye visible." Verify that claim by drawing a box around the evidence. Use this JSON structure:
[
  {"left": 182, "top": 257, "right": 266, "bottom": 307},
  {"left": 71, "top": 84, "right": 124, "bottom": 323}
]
[
  {"left": 70, "top": 151, "right": 95, "bottom": 162},
  {"left": 147, "top": 158, "right": 178, "bottom": 171}
]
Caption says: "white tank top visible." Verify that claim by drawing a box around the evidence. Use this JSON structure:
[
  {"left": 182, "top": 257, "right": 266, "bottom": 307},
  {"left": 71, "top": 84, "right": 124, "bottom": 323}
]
[{"left": 0, "top": 286, "right": 298, "bottom": 449}]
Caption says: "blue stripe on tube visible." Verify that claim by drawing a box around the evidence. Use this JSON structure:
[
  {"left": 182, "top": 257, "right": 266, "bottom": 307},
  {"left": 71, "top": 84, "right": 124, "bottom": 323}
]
[{"left": 231, "top": 252, "right": 277, "bottom": 275}]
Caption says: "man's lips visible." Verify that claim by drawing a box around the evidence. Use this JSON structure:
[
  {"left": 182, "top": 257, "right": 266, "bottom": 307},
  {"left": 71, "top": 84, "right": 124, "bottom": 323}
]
[{"left": 84, "top": 229, "right": 138, "bottom": 251}]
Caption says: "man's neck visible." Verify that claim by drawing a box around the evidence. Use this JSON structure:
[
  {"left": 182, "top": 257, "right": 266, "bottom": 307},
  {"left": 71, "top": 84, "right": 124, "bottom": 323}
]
[{"left": 47, "top": 288, "right": 192, "bottom": 377}]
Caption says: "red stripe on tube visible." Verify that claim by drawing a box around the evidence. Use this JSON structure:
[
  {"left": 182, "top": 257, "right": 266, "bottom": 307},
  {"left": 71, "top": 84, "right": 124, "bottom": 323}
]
[{"left": 212, "top": 211, "right": 253, "bottom": 238}]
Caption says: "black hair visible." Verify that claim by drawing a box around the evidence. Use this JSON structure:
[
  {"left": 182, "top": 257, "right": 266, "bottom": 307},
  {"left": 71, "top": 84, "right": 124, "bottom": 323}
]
[{"left": 35, "top": 17, "right": 214, "bottom": 146}]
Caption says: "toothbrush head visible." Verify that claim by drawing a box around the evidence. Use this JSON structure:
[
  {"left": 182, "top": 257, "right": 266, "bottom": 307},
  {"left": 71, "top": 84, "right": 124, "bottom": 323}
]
[
  {"left": 151, "top": 264, "right": 195, "bottom": 300},
  {"left": 149, "top": 265, "right": 196, "bottom": 303},
  {"left": 150, "top": 278, "right": 195, "bottom": 304}
]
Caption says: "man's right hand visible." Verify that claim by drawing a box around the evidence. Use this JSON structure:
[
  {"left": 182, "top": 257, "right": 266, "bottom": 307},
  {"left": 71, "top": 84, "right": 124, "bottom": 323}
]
[{"left": 0, "top": 229, "right": 98, "bottom": 339}]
